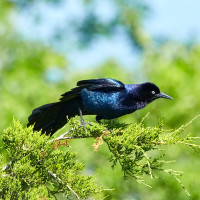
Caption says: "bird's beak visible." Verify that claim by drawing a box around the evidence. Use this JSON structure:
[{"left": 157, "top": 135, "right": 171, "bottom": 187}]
[{"left": 156, "top": 92, "right": 173, "bottom": 100}]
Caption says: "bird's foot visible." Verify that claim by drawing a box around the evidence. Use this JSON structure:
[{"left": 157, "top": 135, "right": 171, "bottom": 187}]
[
  {"left": 95, "top": 116, "right": 114, "bottom": 134},
  {"left": 78, "top": 107, "right": 91, "bottom": 131},
  {"left": 96, "top": 116, "right": 102, "bottom": 124},
  {"left": 80, "top": 119, "right": 93, "bottom": 132},
  {"left": 80, "top": 117, "right": 87, "bottom": 131}
]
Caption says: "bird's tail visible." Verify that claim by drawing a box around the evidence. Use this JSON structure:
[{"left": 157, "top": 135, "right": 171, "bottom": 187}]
[{"left": 27, "top": 99, "right": 80, "bottom": 135}]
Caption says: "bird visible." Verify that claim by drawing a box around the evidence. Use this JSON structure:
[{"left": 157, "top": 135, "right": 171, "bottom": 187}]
[{"left": 27, "top": 78, "right": 173, "bottom": 135}]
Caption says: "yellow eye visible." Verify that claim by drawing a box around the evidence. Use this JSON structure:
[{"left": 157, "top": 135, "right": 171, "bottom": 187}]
[{"left": 152, "top": 91, "right": 155, "bottom": 94}]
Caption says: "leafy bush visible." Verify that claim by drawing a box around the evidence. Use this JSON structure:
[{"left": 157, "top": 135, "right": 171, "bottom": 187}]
[{"left": 1, "top": 116, "right": 200, "bottom": 199}]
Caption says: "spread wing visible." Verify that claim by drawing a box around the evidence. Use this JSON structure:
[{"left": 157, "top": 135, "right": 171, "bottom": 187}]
[{"left": 60, "top": 78, "right": 125, "bottom": 101}]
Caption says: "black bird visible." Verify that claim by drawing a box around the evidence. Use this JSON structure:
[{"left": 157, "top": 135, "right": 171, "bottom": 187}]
[{"left": 27, "top": 78, "right": 173, "bottom": 135}]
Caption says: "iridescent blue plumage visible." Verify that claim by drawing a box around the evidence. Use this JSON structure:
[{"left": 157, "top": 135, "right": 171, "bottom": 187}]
[
  {"left": 28, "top": 78, "right": 173, "bottom": 135},
  {"left": 81, "top": 87, "right": 134, "bottom": 119},
  {"left": 80, "top": 83, "right": 158, "bottom": 120}
]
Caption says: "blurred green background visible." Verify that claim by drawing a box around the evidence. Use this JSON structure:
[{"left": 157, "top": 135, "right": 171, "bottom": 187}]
[{"left": 1, "top": 0, "right": 200, "bottom": 199}]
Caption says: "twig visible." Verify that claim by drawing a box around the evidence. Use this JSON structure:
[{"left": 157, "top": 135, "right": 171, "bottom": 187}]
[
  {"left": 100, "top": 189, "right": 115, "bottom": 200},
  {"left": 2, "top": 161, "right": 12, "bottom": 171},
  {"left": 164, "top": 170, "right": 190, "bottom": 198},
  {"left": 146, "top": 159, "right": 153, "bottom": 179},
  {"left": 51, "top": 128, "right": 75, "bottom": 142},
  {"left": 169, "top": 115, "right": 200, "bottom": 137},
  {"left": 137, "top": 179, "right": 152, "bottom": 188},
  {"left": 135, "top": 145, "right": 153, "bottom": 179},
  {"left": 102, "top": 188, "right": 115, "bottom": 191},
  {"left": 47, "top": 170, "right": 81, "bottom": 200},
  {"left": 179, "top": 141, "right": 200, "bottom": 148},
  {"left": 54, "top": 135, "right": 93, "bottom": 142},
  {"left": 187, "top": 137, "right": 200, "bottom": 139},
  {"left": 50, "top": 123, "right": 93, "bottom": 142},
  {"left": 140, "top": 112, "right": 150, "bottom": 123},
  {"left": 141, "top": 149, "right": 153, "bottom": 179},
  {"left": 1, "top": 174, "right": 9, "bottom": 177},
  {"left": 184, "top": 115, "right": 200, "bottom": 127},
  {"left": 172, "top": 175, "right": 191, "bottom": 198}
]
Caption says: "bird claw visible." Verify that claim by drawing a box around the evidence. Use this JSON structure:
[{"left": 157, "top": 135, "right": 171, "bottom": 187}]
[
  {"left": 80, "top": 121, "right": 92, "bottom": 132},
  {"left": 80, "top": 118, "right": 86, "bottom": 131},
  {"left": 78, "top": 107, "right": 92, "bottom": 132},
  {"left": 96, "top": 116, "right": 102, "bottom": 124}
]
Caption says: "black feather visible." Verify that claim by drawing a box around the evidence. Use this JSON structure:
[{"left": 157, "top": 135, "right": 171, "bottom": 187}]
[
  {"left": 60, "top": 78, "right": 124, "bottom": 101},
  {"left": 28, "top": 98, "right": 83, "bottom": 135}
]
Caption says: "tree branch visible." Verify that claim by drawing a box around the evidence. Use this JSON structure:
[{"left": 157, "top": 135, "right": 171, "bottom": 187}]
[
  {"left": 47, "top": 169, "right": 81, "bottom": 200},
  {"left": 50, "top": 123, "right": 93, "bottom": 142},
  {"left": 52, "top": 128, "right": 75, "bottom": 142}
]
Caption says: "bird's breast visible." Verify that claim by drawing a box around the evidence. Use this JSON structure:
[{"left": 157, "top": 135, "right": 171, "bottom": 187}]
[{"left": 80, "top": 89, "right": 136, "bottom": 119}]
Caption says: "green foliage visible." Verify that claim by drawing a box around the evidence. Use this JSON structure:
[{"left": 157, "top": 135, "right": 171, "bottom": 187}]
[
  {"left": 138, "top": 44, "right": 200, "bottom": 199},
  {"left": 1, "top": 117, "right": 200, "bottom": 199},
  {"left": 1, "top": 120, "right": 100, "bottom": 199},
  {"left": 56, "top": 116, "right": 200, "bottom": 196},
  {"left": 103, "top": 116, "right": 200, "bottom": 191}
]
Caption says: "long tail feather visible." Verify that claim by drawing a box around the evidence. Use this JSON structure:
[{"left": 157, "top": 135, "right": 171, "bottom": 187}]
[{"left": 27, "top": 99, "right": 80, "bottom": 135}]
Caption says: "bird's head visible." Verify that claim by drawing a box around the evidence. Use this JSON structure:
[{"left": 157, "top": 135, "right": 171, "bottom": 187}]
[{"left": 135, "top": 82, "right": 173, "bottom": 103}]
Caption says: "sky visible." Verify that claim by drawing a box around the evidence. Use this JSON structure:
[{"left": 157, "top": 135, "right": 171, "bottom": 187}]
[
  {"left": 145, "top": 0, "right": 200, "bottom": 42},
  {"left": 16, "top": 0, "right": 200, "bottom": 71}
]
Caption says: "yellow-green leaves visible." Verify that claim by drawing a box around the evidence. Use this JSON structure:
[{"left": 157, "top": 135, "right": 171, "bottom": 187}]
[
  {"left": 1, "top": 120, "right": 100, "bottom": 199},
  {"left": 1, "top": 117, "right": 200, "bottom": 199}
]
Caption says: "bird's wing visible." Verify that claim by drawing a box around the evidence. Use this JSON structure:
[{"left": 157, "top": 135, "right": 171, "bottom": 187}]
[
  {"left": 77, "top": 78, "right": 124, "bottom": 90},
  {"left": 60, "top": 78, "right": 125, "bottom": 101}
]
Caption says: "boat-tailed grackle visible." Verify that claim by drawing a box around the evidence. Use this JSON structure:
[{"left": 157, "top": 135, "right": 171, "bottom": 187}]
[{"left": 27, "top": 78, "right": 173, "bottom": 135}]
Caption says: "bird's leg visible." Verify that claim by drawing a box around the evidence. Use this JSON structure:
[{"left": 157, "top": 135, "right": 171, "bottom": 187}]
[
  {"left": 96, "top": 116, "right": 102, "bottom": 124},
  {"left": 96, "top": 116, "right": 113, "bottom": 135},
  {"left": 78, "top": 107, "right": 89, "bottom": 131}
]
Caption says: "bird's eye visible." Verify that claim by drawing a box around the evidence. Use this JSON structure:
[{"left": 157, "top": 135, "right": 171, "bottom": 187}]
[{"left": 152, "top": 91, "right": 155, "bottom": 94}]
